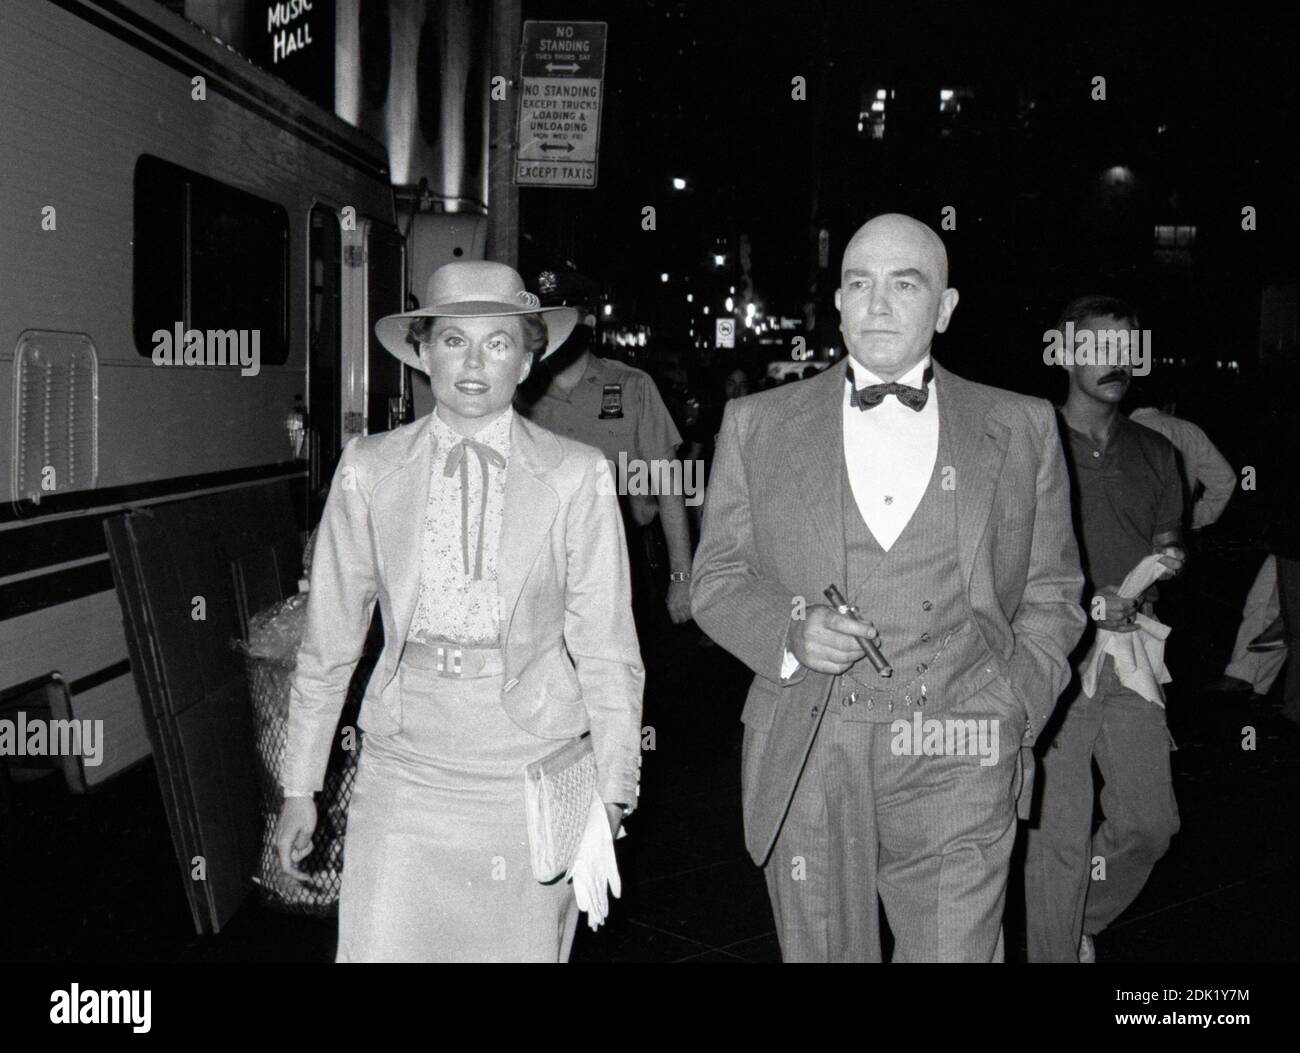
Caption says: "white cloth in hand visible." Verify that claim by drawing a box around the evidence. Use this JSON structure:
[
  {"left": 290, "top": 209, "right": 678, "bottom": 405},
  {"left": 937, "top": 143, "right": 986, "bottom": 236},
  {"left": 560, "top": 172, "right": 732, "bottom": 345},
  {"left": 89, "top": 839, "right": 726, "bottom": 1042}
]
[
  {"left": 568, "top": 791, "right": 621, "bottom": 930},
  {"left": 1081, "top": 554, "right": 1173, "bottom": 707}
]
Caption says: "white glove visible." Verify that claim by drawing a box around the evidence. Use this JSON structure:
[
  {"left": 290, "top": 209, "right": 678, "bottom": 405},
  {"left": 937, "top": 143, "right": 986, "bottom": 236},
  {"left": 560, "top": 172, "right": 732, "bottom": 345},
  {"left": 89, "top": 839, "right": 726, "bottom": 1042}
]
[{"left": 567, "top": 792, "right": 621, "bottom": 930}]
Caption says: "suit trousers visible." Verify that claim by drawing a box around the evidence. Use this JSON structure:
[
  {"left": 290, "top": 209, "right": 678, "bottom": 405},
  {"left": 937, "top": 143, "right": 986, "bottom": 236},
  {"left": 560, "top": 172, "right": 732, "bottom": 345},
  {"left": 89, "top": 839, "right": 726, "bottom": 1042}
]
[
  {"left": 759, "top": 677, "right": 1025, "bottom": 962},
  {"left": 1024, "top": 655, "right": 1180, "bottom": 962}
]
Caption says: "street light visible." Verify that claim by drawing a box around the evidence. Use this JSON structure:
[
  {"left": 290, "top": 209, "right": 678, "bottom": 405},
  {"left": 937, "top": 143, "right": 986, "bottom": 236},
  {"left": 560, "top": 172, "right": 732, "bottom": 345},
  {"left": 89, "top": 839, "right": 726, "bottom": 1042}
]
[{"left": 672, "top": 177, "right": 687, "bottom": 190}]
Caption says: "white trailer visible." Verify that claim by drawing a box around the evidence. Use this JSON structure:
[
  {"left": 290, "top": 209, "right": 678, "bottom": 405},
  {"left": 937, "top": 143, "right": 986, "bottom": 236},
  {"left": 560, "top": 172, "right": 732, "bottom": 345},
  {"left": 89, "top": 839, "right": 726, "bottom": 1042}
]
[{"left": 0, "top": 0, "right": 407, "bottom": 790}]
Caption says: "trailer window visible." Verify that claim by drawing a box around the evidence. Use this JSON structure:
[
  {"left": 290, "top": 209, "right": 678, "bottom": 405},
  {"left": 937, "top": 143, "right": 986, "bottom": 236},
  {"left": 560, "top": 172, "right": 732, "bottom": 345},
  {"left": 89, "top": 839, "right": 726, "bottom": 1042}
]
[{"left": 133, "top": 155, "right": 289, "bottom": 365}]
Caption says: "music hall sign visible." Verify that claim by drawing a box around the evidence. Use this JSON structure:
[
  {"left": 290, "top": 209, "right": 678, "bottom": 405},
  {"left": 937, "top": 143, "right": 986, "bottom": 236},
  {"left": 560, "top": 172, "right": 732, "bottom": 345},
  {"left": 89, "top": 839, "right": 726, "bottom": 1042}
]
[{"left": 245, "top": 0, "right": 335, "bottom": 108}]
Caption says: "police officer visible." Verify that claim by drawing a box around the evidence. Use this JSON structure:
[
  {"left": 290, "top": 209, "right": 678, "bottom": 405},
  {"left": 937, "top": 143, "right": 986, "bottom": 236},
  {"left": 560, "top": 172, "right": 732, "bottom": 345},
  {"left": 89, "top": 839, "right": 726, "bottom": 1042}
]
[{"left": 516, "top": 272, "right": 693, "bottom": 631}]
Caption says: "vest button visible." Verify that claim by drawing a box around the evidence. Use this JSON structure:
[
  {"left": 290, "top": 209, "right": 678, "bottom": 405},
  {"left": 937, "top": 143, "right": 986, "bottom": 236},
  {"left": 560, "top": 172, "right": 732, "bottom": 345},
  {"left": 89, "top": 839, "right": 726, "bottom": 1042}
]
[
  {"left": 920, "top": 632, "right": 931, "bottom": 642},
  {"left": 917, "top": 663, "right": 928, "bottom": 673},
  {"left": 921, "top": 600, "right": 933, "bottom": 611},
  {"left": 810, "top": 706, "right": 819, "bottom": 719}
]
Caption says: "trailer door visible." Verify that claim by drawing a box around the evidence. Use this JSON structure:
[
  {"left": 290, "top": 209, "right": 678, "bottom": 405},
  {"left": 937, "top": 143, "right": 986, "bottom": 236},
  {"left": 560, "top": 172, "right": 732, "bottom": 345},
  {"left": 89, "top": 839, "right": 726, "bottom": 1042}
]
[
  {"left": 365, "top": 221, "right": 408, "bottom": 434},
  {"left": 308, "top": 205, "right": 343, "bottom": 519}
]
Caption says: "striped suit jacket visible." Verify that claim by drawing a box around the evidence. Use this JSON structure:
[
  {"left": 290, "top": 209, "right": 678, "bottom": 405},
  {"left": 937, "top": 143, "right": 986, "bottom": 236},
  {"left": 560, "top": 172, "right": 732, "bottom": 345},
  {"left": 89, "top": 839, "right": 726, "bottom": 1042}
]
[{"left": 691, "top": 358, "right": 1087, "bottom": 864}]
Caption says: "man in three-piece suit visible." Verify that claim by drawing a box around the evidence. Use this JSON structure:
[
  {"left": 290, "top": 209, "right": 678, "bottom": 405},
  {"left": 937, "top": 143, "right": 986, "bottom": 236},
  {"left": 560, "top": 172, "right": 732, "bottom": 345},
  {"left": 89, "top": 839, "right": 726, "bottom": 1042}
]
[{"left": 691, "top": 214, "right": 1087, "bottom": 961}]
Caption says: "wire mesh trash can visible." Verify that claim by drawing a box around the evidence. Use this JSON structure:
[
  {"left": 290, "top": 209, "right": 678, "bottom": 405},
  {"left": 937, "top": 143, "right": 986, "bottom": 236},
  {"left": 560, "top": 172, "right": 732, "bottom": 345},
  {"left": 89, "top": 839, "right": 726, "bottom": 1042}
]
[{"left": 236, "top": 533, "right": 372, "bottom": 917}]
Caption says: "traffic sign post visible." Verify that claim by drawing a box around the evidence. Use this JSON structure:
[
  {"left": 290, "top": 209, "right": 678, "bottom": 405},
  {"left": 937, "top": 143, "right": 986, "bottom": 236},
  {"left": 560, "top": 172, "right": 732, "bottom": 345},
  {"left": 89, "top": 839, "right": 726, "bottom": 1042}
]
[
  {"left": 515, "top": 20, "right": 607, "bottom": 188},
  {"left": 715, "top": 319, "right": 736, "bottom": 349}
]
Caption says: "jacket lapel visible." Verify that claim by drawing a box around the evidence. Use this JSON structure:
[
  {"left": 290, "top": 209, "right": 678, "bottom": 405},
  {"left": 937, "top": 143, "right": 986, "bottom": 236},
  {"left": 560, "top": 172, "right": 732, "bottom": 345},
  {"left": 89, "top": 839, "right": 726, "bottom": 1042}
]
[
  {"left": 933, "top": 362, "right": 1010, "bottom": 589},
  {"left": 786, "top": 361, "right": 848, "bottom": 583},
  {"left": 371, "top": 414, "right": 436, "bottom": 646},
  {"left": 497, "top": 414, "right": 561, "bottom": 645}
]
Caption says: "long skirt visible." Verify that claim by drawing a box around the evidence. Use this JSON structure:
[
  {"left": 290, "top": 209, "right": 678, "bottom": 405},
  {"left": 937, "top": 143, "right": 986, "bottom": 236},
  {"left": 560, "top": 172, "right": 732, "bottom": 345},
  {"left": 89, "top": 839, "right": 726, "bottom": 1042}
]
[{"left": 336, "top": 645, "right": 579, "bottom": 962}]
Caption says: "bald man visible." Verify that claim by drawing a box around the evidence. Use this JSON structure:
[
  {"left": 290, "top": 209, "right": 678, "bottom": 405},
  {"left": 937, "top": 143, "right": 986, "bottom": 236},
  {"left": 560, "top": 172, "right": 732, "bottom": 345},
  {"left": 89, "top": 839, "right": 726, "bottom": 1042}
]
[{"left": 692, "top": 214, "right": 1085, "bottom": 961}]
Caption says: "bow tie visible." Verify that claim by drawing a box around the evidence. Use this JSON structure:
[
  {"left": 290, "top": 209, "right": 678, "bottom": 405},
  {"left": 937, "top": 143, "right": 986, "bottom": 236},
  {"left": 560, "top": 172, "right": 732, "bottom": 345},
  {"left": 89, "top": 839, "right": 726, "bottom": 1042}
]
[
  {"left": 848, "top": 365, "right": 934, "bottom": 412},
  {"left": 443, "top": 437, "right": 507, "bottom": 580}
]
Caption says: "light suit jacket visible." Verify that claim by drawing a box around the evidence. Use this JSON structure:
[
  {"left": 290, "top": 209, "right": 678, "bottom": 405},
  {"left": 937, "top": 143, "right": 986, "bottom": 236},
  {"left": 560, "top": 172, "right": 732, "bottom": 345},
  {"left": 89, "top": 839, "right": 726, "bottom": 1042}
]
[
  {"left": 283, "top": 411, "right": 645, "bottom": 809},
  {"left": 691, "top": 359, "right": 1087, "bottom": 864}
]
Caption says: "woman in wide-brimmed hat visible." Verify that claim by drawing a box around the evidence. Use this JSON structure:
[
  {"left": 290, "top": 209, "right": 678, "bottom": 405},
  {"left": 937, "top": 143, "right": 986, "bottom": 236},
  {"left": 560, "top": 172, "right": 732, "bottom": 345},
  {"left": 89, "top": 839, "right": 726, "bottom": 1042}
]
[{"left": 275, "top": 261, "right": 644, "bottom": 962}]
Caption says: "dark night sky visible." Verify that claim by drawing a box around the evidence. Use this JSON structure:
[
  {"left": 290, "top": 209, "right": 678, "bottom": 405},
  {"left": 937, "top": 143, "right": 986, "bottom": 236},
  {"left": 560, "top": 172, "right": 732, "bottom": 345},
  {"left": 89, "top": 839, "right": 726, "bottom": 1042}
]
[{"left": 519, "top": 0, "right": 1299, "bottom": 390}]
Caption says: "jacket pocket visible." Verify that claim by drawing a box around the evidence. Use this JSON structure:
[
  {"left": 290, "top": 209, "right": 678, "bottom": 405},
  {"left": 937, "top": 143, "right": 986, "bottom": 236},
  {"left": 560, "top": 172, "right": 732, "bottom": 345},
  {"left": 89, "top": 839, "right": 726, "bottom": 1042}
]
[
  {"left": 740, "top": 681, "right": 782, "bottom": 732},
  {"left": 536, "top": 646, "right": 583, "bottom": 705},
  {"left": 986, "top": 672, "right": 1030, "bottom": 733}
]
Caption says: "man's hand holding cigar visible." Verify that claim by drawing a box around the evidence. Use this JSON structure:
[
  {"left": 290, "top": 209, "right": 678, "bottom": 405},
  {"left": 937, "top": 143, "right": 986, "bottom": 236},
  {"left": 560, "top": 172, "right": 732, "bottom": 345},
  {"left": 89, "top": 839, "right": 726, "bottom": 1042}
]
[{"left": 788, "top": 603, "right": 885, "bottom": 675}]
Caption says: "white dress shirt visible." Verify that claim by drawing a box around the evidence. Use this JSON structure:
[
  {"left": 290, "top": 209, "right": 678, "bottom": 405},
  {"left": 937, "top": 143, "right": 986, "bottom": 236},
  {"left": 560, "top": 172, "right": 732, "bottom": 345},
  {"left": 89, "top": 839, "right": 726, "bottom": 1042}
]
[
  {"left": 843, "top": 355, "right": 939, "bottom": 550},
  {"left": 1129, "top": 407, "right": 1235, "bottom": 529},
  {"left": 780, "top": 355, "right": 938, "bottom": 679}
]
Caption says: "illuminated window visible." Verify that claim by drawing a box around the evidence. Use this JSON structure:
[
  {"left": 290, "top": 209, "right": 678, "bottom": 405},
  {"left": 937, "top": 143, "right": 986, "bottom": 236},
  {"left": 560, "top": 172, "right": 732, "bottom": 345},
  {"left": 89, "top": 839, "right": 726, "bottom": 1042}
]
[
  {"left": 860, "top": 86, "right": 889, "bottom": 139},
  {"left": 1154, "top": 225, "right": 1197, "bottom": 248},
  {"left": 939, "top": 87, "right": 974, "bottom": 136}
]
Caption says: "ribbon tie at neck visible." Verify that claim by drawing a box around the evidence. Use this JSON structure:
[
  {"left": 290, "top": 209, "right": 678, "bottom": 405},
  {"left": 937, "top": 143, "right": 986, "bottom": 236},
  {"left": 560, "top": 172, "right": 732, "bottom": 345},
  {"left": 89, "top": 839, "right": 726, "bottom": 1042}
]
[{"left": 443, "top": 437, "right": 506, "bottom": 580}]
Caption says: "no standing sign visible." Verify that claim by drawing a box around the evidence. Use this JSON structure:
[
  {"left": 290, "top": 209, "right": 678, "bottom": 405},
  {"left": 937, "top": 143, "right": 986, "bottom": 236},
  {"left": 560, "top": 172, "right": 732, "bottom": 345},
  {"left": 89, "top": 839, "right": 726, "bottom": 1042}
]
[{"left": 515, "top": 21, "right": 608, "bottom": 188}]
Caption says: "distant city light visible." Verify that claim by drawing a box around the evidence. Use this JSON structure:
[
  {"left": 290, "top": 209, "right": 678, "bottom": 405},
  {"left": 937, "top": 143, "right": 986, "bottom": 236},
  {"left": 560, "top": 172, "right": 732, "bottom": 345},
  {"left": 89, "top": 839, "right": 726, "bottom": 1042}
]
[
  {"left": 660, "top": 272, "right": 669, "bottom": 283},
  {"left": 1104, "top": 165, "right": 1134, "bottom": 186},
  {"left": 686, "top": 293, "right": 694, "bottom": 303},
  {"left": 745, "top": 302, "right": 756, "bottom": 319},
  {"left": 876, "top": 89, "right": 886, "bottom": 101},
  {"left": 713, "top": 254, "right": 726, "bottom": 266},
  {"left": 603, "top": 304, "right": 613, "bottom": 317},
  {"left": 940, "top": 89, "right": 954, "bottom": 101},
  {"left": 729, "top": 286, "right": 736, "bottom": 294},
  {"left": 672, "top": 177, "right": 687, "bottom": 190},
  {"left": 703, "top": 306, "right": 709, "bottom": 315},
  {"left": 871, "top": 100, "right": 885, "bottom": 113},
  {"left": 725, "top": 296, "right": 734, "bottom": 312}
]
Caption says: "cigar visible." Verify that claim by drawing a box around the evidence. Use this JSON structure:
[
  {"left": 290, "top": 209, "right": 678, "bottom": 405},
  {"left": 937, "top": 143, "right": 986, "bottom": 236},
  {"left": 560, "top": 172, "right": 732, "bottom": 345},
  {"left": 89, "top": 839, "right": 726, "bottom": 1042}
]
[{"left": 824, "top": 584, "right": 893, "bottom": 678}]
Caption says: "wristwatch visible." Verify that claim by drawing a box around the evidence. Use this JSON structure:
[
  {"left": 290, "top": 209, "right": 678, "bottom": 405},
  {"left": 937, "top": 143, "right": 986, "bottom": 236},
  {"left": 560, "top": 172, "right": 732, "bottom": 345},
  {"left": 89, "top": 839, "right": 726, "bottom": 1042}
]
[{"left": 669, "top": 570, "right": 691, "bottom": 582}]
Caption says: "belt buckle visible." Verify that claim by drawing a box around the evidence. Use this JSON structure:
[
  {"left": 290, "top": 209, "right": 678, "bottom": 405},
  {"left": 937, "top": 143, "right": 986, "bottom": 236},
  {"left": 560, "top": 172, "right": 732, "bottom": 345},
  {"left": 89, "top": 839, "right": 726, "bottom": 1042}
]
[{"left": 434, "top": 645, "right": 464, "bottom": 677}]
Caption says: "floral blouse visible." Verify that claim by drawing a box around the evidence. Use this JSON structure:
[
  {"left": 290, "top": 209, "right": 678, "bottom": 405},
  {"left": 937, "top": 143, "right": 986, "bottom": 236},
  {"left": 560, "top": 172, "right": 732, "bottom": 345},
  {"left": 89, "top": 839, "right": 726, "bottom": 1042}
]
[{"left": 405, "top": 407, "right": 513, "bottom": 647}]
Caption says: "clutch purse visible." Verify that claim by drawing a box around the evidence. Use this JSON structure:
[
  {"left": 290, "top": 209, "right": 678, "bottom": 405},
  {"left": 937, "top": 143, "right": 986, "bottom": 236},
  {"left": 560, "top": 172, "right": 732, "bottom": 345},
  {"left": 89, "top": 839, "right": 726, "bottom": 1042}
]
[{"left": 524, "top": 734, "right": 597, "bottom": 882}]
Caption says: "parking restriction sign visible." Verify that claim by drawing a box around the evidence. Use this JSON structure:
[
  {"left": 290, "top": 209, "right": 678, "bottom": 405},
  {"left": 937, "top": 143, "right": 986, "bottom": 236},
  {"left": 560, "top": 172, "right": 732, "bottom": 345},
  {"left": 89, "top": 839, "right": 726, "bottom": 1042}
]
[{"left": 516, "top": 21, "right": 607, "bottom": 188}]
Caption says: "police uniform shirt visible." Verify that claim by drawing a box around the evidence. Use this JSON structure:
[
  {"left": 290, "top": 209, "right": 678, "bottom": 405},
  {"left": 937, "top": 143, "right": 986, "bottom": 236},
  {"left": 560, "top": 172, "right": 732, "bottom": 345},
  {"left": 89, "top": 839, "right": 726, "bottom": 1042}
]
[{"left": 521, "top": 354, "right": 683, "bottom": 472}]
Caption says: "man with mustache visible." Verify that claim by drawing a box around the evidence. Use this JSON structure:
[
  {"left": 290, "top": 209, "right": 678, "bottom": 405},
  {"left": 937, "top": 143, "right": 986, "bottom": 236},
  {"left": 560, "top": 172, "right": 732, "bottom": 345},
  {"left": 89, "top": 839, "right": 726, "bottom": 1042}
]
[
  {"left": 1025, "top": 295, "right": 1186, "bottom": 963},
  {"left": 692, "top": 214, "right": 1085, "bottom": 961}
]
